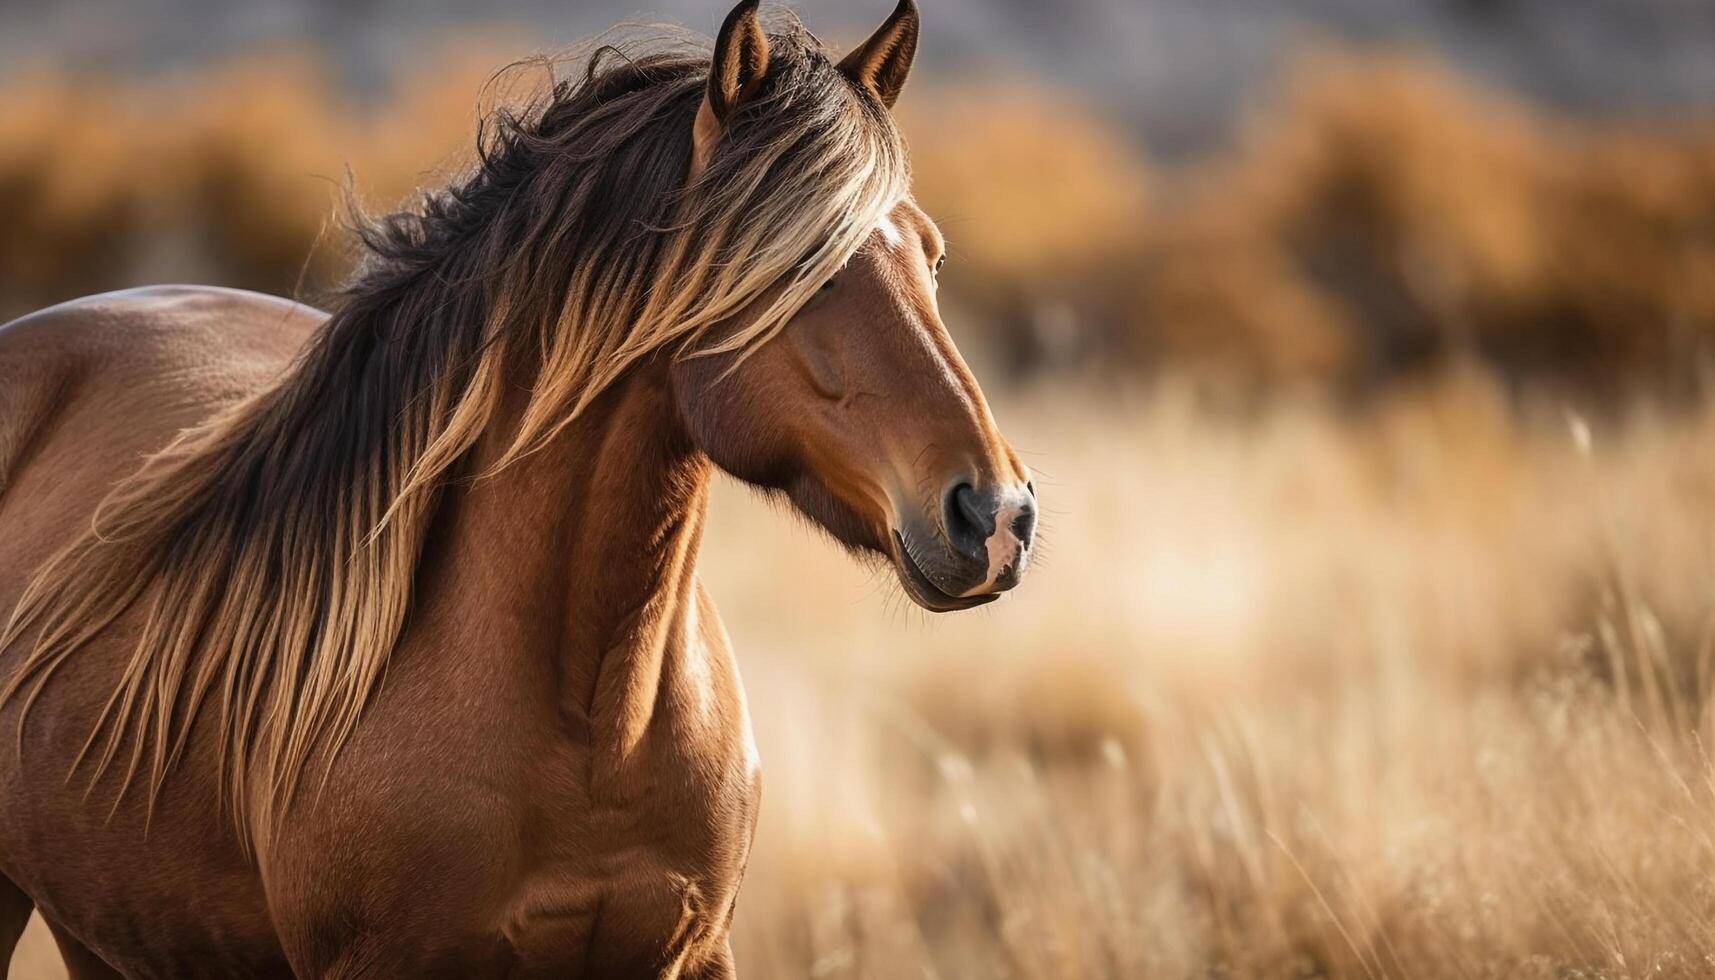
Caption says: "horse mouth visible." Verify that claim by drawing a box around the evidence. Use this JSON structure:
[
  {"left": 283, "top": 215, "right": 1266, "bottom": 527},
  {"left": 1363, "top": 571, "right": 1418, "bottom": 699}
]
[{"left": 892, "top": 531, "right": 999, "bottom": 613}]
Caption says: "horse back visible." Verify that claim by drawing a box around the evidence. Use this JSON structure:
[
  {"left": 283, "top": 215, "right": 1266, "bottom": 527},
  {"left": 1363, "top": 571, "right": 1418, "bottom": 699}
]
[{"left": 0, "top": 284, "right": 319, "bottom": 520}]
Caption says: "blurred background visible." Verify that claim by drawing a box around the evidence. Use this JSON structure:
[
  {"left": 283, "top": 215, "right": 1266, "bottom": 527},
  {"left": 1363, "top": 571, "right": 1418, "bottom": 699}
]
[{"left": 7, "top": 0, "right": 1715, "bottom": 977}]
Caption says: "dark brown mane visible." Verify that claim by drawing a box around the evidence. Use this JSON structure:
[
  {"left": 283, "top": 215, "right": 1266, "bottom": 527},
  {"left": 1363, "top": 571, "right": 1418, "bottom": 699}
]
[
  {"left": 0, "top": 5, "right": 1044, "bottom": 972},
  {"left": 0, "top": 20, "right": 908, "bottom": 843}
]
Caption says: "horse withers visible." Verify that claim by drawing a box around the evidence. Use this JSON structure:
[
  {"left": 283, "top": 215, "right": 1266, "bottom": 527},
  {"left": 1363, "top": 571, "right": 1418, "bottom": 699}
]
[{"left": 0, "top": 1, "right": 1036, "bottom": 976}]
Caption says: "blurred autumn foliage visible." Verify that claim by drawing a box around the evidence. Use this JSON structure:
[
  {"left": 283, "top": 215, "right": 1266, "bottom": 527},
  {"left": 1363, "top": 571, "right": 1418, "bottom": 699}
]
[
  {"left": 3, "top": 43, "right": 1713, "bottom": 401},
  {"left": 910, "top": 53, "right": 1715, "bottom": 401},
  {"left": 1138, "top": 53, "right": 1715, "bottom": 401},
  {"left": 0, "top": 43, "right": 516, "bottom": 310}
]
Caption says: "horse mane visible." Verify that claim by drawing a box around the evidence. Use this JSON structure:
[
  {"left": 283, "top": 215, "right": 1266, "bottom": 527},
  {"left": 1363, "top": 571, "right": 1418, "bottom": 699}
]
[{"left": 0, "top": 20, "right": 907, "bottom": 845}]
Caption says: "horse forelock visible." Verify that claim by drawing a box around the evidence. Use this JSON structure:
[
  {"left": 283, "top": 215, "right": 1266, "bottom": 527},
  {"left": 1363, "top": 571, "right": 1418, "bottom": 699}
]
[{"left": 0, "top": 17, "right": 908, "bottom": 847}]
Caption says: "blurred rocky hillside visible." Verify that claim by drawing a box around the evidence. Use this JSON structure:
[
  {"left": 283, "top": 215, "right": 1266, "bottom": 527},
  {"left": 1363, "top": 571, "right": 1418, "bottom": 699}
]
[{"left": 2, "top": 0, "right": 1712, "bottom": 152}]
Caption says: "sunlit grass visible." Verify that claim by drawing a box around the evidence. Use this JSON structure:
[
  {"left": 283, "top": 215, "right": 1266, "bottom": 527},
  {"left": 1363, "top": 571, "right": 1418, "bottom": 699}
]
[
  {"left": 12, "top": 377, "right": 1715, "bottom": 978},
  {"left": 698, "top": 377, "right": 1715, "bottom": 979}
]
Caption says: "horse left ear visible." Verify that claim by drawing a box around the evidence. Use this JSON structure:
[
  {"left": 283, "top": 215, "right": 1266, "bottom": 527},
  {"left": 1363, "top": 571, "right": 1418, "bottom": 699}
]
[
  {"left": 837, "top": 0, "right": 919, "bottom": 109},
  {"left": 692, "top": 0, "right": 771, "bottom": 178}
]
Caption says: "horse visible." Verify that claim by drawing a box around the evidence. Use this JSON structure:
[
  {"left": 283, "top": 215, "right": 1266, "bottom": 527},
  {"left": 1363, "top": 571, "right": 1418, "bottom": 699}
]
[{"left": 0, "top": 0, "right": 1036, "bottom": 975}]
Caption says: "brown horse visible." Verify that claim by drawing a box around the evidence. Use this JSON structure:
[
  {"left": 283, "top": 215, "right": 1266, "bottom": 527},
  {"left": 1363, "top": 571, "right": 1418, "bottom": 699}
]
[{"left": 0, "top": 1, "right": 1035, "bottom": 976}]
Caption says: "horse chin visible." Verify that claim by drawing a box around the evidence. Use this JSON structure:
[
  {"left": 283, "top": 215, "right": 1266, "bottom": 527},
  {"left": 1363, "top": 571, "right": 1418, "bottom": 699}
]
[
  {"left": 779, "top": 477, "right": 993, "bottom": 611},
  {"left": 891, "top": 531, "right": 1000, "bottom": 613}
]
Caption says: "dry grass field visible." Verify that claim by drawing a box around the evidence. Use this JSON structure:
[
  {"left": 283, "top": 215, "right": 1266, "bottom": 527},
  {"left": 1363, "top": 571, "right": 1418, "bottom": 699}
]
[
  {"left": 12, "top": 375, "right": 1715, "bottom": 978},
  {"left": 702, "top": 379, "right": 1715, "bottom": 979}
]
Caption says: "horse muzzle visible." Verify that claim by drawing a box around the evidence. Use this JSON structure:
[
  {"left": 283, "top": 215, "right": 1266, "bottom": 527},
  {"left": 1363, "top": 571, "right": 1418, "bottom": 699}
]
[{"left": 891, "top": 479, "right": 1037, "bottom": 613}]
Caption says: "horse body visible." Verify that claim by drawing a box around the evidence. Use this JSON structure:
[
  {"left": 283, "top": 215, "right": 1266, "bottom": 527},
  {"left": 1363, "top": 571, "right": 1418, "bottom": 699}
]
[
  {"left": 0, "top": 288, "right": 310, "bottom": 977},
  {"left": 0, "top": 171, "right": 769, "bottom": 980},
  {"left": 0, "top": 286, "right": 757, "bottom": 977},
  {"left": 0, "top": 2, "right": 1037, "bottom": 975}
]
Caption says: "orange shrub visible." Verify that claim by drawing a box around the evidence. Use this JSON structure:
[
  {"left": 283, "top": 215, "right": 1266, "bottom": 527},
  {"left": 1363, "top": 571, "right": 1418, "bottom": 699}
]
[
  {"left": 1, "top": 43, "right": 1712, "bottom": 403},
  {"left": 1132, "top": 48, "right": 1715, "bottom": 399},
  {"left": 0, "top": 73, "right": 153, "bottom": 307},
  {"left": 0, "top": 43, "right": 505, "bottom": 312},
  {"left": 900, "top": 83, "right": 1152, "bottom": 371}
]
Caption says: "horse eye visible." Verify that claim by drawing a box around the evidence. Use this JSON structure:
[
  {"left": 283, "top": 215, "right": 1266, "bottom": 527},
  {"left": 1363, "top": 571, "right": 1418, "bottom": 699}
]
[
  {"left": 820, "top": 277, "right": 837, "bottom": 292},
  {"left": 933, "top": 255, "right": 947, "bottom": 277}
]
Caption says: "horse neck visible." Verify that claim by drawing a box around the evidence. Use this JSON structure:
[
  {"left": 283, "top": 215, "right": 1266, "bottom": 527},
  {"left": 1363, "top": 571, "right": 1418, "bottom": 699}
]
[{"left": 417, "top": 356, "right": 714, "bottom": 758}]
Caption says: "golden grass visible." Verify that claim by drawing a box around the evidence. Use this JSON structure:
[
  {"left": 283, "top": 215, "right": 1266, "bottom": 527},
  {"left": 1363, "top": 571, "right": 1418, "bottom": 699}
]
[
  {"left": 703, "top": 375, "right": 1715, "bottom": 979},
  {"left": 11, "top": 375, "right": 1715, "bottom": 977}
]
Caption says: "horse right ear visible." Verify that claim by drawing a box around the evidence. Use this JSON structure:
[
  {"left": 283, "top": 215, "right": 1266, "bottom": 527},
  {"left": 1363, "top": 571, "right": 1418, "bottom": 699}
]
[
  {"left": 837, "top": 0, "right": 919, "bottom": 109},
  {"left": 692, "top": 0, "right": 771, "bottom": 178}
]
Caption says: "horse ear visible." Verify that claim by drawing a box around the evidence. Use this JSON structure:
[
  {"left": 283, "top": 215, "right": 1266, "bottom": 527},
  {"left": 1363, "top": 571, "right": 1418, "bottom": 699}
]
[
  {"left": 837, "top": 0, "right": 919, "bottom": 109},
  {"left": 692, "top": 0, "right": 770, "bottom": 177}
]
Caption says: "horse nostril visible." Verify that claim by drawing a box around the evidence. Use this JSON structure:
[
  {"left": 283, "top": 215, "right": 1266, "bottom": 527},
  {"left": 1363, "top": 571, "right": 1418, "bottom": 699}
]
[
  {"left": 943, "top": 481, "right": 993, "bottom": 559},
  {"left": 1012, "top": 494, "right": 1037, "bottom": 551}
]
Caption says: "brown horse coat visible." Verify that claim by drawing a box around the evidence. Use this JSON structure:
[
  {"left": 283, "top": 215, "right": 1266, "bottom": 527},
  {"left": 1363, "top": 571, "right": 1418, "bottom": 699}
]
[
  {"left": 2, "top": 286, "right": 760, "bottom": 977},
  {"left": 0, "top": 3, "right": 1034, "bottom": 976}
]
